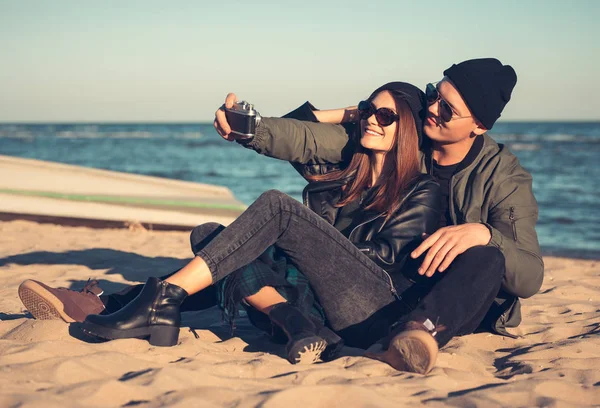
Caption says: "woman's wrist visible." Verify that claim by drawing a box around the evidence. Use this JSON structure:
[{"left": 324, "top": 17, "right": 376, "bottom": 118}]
[
  {"left": 312, "top": 106, "right": 358, "bottom": 124},
  {"left": 341, "top": 106, "right": 359, "bottom": 123}
]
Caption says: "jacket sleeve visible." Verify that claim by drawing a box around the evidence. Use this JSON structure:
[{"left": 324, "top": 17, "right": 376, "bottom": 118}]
[
  {"left": 484, "top": 159, "right": 544, "bottom": 299},
  {"left": 354, "top": 179, "right": 442, "bottom": 270},
  {"left": 238, "top": 102, "right": 355, "bottom": 176}
]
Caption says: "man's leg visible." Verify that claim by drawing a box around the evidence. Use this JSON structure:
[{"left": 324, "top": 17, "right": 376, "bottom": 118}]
[
  {"left": 390, "top": 246, "right": 506, "bottom": 348},
  {"left": 365, "top": 246, "right": 504, "bottom": 374}
]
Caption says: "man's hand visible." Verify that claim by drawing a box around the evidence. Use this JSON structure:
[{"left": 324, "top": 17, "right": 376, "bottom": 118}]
[
  {"left": 411, "top": 223, "right": 492, "bottom": 277},
  {"left": 213, "top": 93, "right": 238, "bottom": 141}
]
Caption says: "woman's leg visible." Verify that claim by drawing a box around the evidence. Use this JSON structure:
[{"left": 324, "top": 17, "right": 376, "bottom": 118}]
[
  {"left": 81, "top": 190, "right": 397, "bottom": 353},
  {"left": 246, "top": 287, "right": 286, "bottom": 313},
  {"left": 101, "top": 222, "right": 225, "bottom": 314},
  {"left": 82, "top": 216, "right": 338, "bottom": 359},
  {"left": 165, "top": 189, "right": 398, "bottom": 336},
  {"left": 214, "top": 245, "right": 343, "bottom": 362},
  {"left": 104, "top": 223, "right": 282, "bottom": 314}
]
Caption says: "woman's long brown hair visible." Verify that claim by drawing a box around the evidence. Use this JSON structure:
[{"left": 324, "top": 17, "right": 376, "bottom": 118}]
[{"left": 306, "top": 89, "right": 421, "bottom": 221}]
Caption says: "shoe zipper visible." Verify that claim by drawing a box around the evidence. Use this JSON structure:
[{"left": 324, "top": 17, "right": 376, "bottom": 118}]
[{"left": 150, "top": 281, "right": 166, "bottom": 325}]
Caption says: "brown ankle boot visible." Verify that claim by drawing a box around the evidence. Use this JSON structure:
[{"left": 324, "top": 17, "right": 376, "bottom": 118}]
[
  {"left": 365, "top": 321, "right": 439, "bottom": 374},
  {"left": 18, "top": 279, "right": 105, "bottom": 323}
]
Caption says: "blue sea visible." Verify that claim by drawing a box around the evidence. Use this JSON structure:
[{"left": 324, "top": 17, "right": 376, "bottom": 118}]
[{"left": 1, "top": 122, "right": 599, "bottom": 259}]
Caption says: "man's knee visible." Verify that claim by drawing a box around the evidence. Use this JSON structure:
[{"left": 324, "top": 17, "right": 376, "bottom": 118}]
[
  {"left": 456, "top": 246, "right": 505, "bottom": 276},
  {"left": 189, "top": 222, "right": 224, "bottom": 254}
]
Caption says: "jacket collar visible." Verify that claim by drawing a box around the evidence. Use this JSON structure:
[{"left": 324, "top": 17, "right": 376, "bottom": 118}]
[
  {"left": 423, "top": 134, "right": 485, "bottom": 175},
  {"left": 303, "top": 178, "right": 347, "bottom": 194},
  {"left": 302, "top": 179, "right": 347, "bottom": 206}
]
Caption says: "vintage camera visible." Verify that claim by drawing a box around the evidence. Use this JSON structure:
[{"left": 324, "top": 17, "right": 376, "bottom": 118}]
[{"left": 224, "top": 101, "right": 262, "bottom": 140}]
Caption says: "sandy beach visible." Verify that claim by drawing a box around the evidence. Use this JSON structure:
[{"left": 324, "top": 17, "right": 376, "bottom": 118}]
[{"left": 0, "top": 219, "right": 598, "bottom": 407}]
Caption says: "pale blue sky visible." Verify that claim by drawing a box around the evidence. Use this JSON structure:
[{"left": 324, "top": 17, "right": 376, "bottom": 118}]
[{"left": 0, "top": 0, "right": 598, "bottom": 122}]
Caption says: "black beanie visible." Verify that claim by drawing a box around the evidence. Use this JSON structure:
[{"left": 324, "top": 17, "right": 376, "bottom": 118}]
[
  {"left": 443, "top": 58, "right": 517, "bottom": 130},
  {"left": 370, "top": 82, "right": 427, "bottom": 147}
]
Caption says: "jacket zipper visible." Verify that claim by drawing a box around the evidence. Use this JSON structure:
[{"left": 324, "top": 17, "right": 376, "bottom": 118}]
[
  {"left": 448, "top": 175, "right": 457, "bottom": 224},
  {"left": 384, "top": 270, "right": 401, "bottom": 300},
  {"left": 509, "top": 207, "right": 517, "bottom": 241},
  {"left": 348, "top": 213, "right": 384, "bottom": 241},
  {"left": 355, "top": 245, "right": 401, "bottom": 301}
]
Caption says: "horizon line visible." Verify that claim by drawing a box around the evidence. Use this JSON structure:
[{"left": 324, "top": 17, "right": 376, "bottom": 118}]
[{"left": 1, "top": 119, "right": 600, "bottom": 125}]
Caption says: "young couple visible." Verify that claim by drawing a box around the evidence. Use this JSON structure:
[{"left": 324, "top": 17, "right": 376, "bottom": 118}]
[{"left": 18, "top": 58, "right": 543, "bottom": 374}]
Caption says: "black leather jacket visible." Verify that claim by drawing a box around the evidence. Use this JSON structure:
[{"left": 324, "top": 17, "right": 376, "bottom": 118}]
[{"left": 302, "top": 175, "right": 441, "bottom": 283}]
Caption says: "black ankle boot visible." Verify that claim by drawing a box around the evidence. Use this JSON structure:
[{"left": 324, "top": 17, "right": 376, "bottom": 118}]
[
  {"left": 268, "top": 303, "right": 343, "bottom": 364},
  {"left": 79, "top": 277, "right": 188, "bottom": 347}
]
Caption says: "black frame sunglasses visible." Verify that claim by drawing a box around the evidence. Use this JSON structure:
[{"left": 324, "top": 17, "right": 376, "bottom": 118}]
[
  {"left": 357, "top": 100, "right": 399, "bottom": 127},
  {"left": 425, "top": 82, "right": 472, "bottom": 123}
]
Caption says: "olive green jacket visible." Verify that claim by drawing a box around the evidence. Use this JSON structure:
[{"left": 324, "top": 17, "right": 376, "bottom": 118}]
[{"left": 241, "top": 110, "right": 544, "bottom": 336}]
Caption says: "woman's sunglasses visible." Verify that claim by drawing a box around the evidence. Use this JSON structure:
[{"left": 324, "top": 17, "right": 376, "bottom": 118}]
[
  {"left": 357, "top": 100, "right": 399, "bottom": 127},
  {"left": 425, "top": 82, "right": 472, "bottom": 123}
]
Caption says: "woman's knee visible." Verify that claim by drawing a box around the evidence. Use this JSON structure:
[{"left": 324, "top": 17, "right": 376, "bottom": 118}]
[
  {"left": 258, "top": 189, "right": 287, "bottom": 202},
  {"left": 189, "top": 222, "right": 225, "bottom": 254},
  {"left": 256, "top": 189, "right": 297, "bottom": 209}
]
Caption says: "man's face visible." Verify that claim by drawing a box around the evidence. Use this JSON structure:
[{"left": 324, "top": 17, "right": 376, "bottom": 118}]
[{"left": 423, "top": 78, "right": 485, "bottom": 144}]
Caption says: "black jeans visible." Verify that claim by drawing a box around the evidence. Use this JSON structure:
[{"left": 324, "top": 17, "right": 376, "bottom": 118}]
[
  {"left": 105, "top": 189, "right": 505, "bottom": 349},
  {"left": 393, "top": 244, "right": 505, "bottom": 347}
]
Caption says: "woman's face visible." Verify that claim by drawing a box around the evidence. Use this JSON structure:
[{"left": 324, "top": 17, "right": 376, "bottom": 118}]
[{"left": 360, "top": 91, "right": 398, "bottom": 153}]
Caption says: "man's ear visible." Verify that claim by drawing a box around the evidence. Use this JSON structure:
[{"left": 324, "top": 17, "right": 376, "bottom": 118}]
[{"left": 472, "top": 121, "right": 487, "bottom": 136}]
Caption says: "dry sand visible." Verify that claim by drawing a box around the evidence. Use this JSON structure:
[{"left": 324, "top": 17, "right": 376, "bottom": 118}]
[{"left": 0, "top": 220, "right": 598, "bottom": 407}]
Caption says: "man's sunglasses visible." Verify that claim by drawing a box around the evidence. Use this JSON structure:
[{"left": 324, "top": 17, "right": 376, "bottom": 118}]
[
  {"left": 425, "top": 82, "right": 472, "bottom": 123},
  {"left": 357, "top": 100, "right": 399, "bottom": 127}
]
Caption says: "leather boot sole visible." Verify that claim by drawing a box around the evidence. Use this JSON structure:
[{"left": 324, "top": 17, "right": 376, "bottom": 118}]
[
  {"left": 365, "top": 330, "right": 438, "bottom": 374},
  {"left": 80, "top": 321, "right": 180, "bottom": 347},
  {"left": 18, "top": 280, "right": 75, "bottom": 323},
  {"left": 288, "top": 336, "right": 327, "bottom": 365}
]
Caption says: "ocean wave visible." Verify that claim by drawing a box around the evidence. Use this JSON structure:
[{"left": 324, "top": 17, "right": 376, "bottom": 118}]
[
  {"left": 508, "top": 143, "right": 540, "bottom": 151},
  {"left": 494, "top": 132, "right": 600, "bottom": 144},
  {"left": 56, "top": 130, "right": 158, "bottom": 139}
]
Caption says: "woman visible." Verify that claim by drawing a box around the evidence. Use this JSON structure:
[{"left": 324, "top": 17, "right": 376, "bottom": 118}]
[{"left": 78, "top": 82, "right": 442, "bottom": 373}]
